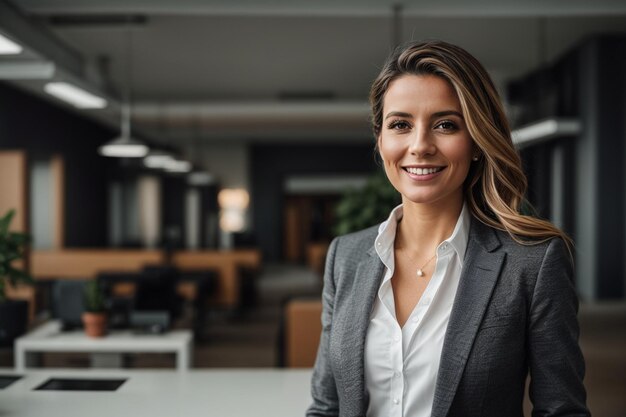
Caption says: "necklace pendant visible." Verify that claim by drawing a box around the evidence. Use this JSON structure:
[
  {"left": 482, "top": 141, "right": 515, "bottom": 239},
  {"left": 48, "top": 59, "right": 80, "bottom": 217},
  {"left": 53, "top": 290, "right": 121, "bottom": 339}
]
[{"left": 416, "top": 269, "right": 424, "bottom": 277}]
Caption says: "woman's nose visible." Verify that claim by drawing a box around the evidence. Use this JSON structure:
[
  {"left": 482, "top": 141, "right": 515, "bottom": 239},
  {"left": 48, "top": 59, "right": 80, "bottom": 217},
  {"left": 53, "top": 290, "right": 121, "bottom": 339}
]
[{"left": 408, "top": 127, "right": 436, "bottom": 157}]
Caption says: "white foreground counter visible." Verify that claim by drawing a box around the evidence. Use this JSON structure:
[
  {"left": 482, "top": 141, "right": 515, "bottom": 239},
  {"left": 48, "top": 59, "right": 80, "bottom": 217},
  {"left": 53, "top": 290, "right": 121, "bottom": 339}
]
[{"left": 0, "top": 368, "right": 313, "bottom": 417}]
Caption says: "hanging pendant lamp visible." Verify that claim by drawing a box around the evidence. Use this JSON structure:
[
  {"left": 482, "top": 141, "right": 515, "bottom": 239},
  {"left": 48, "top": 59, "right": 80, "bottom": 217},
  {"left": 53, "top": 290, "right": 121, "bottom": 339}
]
[
  {"left": 99, "top": 20, "right": 149, "bottom": 158},
  {"left": 99, "top": 102, "right": 149, "bottom": 157}
]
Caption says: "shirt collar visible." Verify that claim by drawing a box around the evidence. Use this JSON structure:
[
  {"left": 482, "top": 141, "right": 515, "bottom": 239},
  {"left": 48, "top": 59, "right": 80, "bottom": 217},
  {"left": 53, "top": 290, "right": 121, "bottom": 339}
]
[
  {"left": 375, "top": 201, "right": 471, "bottom": 264},
  {"left": 374, "top": 204, "right": 403, "bottom": 267},
  {"left": 447, "top": 202, "right": 471, "bottom": 263}
]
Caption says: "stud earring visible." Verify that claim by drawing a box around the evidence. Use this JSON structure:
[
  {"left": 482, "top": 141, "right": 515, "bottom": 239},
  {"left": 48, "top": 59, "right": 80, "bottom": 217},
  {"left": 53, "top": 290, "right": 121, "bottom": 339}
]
[{"left": 472, "top": 155, "right": 479, "bottom": 161}]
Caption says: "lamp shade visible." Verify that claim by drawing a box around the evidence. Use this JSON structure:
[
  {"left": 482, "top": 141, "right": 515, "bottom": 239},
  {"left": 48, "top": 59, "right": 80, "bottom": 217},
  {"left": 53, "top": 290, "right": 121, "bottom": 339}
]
[
  {"left": 218, "top": 189, "right": 250, "bottom": 210},
  {"left": 144, "top": 149, "right": 174, "bottom": 168},
  {"left": 98, "top": 135, "right": 149, "bottom": 158},
  {"left": 164, "top": 159, "right": 192, "bottom": 173}
]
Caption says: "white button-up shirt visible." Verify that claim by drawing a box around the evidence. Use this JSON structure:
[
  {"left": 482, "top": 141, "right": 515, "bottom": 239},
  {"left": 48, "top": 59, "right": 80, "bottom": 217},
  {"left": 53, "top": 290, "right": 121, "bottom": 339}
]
[{"left": 365, "top": 203, "right": 470, "bottom": 417}]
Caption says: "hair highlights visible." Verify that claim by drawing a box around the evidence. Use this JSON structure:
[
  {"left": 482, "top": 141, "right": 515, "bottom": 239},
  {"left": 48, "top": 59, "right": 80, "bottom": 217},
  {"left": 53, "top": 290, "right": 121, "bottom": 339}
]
[{"left": 370, "top": 40, "right": 572, "bottom": 250}]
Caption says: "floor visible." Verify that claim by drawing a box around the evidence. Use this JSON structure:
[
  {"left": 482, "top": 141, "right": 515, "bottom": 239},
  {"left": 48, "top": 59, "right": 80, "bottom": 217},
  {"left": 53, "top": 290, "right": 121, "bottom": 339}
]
[{"left": 1, "top": 264, "right": 624, "bottom": 416}]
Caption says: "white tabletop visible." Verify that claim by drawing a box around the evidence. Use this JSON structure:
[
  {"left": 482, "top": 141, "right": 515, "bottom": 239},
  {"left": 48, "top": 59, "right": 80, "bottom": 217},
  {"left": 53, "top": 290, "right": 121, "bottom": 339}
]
[
  {"left": 16, "top": 321, "right": 192, "bottom": 352},
  {"left": 14, "top": 320, "right": 193, "bottom": 371},
  {"left": 0, "top": 368, "right": 314, "bottom": 417}
]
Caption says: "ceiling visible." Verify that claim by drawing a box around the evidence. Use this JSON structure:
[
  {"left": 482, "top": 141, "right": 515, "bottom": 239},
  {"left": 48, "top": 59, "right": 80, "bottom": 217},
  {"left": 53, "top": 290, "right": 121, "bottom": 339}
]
[{"left": 2, "top": 0, "right": 626, "bottom": 144}]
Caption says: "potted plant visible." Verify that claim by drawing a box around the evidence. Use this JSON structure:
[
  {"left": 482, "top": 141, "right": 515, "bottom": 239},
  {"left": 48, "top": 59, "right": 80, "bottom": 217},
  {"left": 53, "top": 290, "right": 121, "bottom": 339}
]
[
  {"left": 82, "top": 279, "right": 108, "bottom": 337},
  {"left": 0, "top": 209, "right": 33, "bottom": 347},
  {"left": 334, "top": 171, "right": 401, "bottom": 236}
]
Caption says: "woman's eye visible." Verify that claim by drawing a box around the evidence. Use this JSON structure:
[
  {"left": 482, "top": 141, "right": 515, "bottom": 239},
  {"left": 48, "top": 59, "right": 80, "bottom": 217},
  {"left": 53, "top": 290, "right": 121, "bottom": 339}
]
[
  {"left": 388, "top": 120, "right": 411, "bottom": 130},
  {"left": 435, "top": 120, "right": 457, "bottom": 131}
]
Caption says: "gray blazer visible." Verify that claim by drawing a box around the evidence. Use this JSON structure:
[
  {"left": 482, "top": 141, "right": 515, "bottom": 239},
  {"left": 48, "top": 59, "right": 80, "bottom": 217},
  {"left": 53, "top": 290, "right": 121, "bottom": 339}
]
[{"left": 307, "top": 216, "right": 590, "bottom": 417}]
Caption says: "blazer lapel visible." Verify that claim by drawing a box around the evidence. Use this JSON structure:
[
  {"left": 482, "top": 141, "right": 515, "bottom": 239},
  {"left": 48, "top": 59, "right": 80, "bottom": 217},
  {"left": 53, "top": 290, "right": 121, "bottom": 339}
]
[
  {"left": 431, "top": 219, "right": 505, "bottom": 417},
  {"left": 340, "top": 246, "right": 385, "bottom": 414}
]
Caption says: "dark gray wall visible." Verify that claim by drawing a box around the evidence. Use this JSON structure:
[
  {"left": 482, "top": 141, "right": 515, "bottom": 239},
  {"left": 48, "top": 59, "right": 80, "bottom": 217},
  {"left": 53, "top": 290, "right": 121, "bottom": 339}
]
[
  {"left": 509, "top": 35, "right": 626, "bottom": 300},
  {"left": 586, "top": 37, "right": 626, "bottom": 299}
]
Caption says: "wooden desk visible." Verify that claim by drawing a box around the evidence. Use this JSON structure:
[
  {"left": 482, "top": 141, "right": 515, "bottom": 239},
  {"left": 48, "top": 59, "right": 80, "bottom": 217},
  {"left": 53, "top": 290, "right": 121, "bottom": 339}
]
[
  {"left": 172, "top": 250, "right": 261, "bottom": 308},
  {"left": 30, "top": 249, "right": 262, "bottom": 308},
  {"left": 0, "top": 368, "right": 313, "bottom": 417},
  {"left": 31, "top": 250, "right": 165, "bottom": 278}
]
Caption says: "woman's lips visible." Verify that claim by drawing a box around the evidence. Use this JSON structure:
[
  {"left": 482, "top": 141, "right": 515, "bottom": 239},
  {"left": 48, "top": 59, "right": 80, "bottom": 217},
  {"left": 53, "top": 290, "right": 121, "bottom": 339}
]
[{"left": 403, "top": 166, "right": 446, "bottom": 180}]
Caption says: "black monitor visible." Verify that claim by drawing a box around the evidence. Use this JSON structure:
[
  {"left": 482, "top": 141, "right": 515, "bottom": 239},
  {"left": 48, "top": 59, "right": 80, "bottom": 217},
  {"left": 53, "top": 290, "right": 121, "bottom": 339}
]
[{"left": 52, "top": 280, "right": 86, "bottom": 330}]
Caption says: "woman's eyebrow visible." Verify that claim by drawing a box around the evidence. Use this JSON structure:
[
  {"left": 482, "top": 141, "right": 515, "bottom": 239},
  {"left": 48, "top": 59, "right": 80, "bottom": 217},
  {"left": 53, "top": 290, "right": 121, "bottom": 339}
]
[
  {"left": 431, "top": 110, "right": 464, "bottom": 119},
  {"left": 384, "top": 111, "right": 413, "bottom": 120}
]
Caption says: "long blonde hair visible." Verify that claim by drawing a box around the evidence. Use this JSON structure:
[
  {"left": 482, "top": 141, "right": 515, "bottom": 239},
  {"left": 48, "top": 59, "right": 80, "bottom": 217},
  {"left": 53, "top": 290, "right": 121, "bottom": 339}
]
[{"left": 370, "top": 40, "right": 572, "bottom": 250}]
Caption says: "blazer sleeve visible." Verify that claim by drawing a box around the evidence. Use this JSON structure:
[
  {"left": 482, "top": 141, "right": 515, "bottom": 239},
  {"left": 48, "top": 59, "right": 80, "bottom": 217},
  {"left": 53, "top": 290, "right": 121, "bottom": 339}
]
[
  {"left": 306, "top": 237, "right": 340, "bottom": 417},
  {"left": 528, "top": 238, "right": 591, "bottom": 416}
]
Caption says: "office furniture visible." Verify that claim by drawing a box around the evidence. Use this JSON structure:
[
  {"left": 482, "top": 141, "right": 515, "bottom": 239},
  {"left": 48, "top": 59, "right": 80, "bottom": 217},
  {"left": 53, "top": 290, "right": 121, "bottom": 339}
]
[
  {"left": 171, "top": 249, "right": 261, "bottom": 308},
  {"left": 52, "top": 280, "right": 87, "bottom": 329},
  {"left": 0, "top": 368, "right": 313, "bottom": 417},
  {"left": 31, "top": 250, "right": 165, "bottom": 278},
  {"left": 284, "top": 299, "right": 322, "bottom": 368},
  {"left": 306, "top": 242, "right": 329, "bottom": 277},
  {"left": 14, "top": 320, "right": 192, "bottom": 372},
  {"left": 134, "top": 265, "right": 181, "bottom": 319},
  {"left": 31, "top": 248, "right": 261, "bottom": 308}
]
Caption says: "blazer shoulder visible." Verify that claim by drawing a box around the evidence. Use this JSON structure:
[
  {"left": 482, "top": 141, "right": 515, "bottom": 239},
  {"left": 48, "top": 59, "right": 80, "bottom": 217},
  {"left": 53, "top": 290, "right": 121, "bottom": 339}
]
[
  {"left": 333, "top": 224, "right": 379, "bottom": 258},
  {"left": 486, "top": 224, "right": 571, "bottom": 272},
  {"left": 494, "top": 227, "right": 567, "bottom": 255}
]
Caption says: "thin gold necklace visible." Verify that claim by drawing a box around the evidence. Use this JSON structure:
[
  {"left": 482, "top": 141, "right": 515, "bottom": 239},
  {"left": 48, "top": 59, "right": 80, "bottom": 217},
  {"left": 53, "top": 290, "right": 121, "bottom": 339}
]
[{"left": 397, "top": 247, "right": 437, "bottom": 278}]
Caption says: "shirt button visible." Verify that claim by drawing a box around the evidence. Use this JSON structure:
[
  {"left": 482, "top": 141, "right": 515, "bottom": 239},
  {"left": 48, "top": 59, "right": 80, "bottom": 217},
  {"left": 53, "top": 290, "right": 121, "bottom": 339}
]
[
  {"left": 393, "top": 335, "right": 400, "bottom": 342},
  {"left": 393, "top": 371, "right": 401, "bottom": 378},
  {"left": 412, "top": 316, "right": 420, "bottom": 323},
  {"left": 393, "top": 398, "right": 400, "bottom": 405},
  {"left": 423, "top": 297, "right": 432, "bottom": 305}
]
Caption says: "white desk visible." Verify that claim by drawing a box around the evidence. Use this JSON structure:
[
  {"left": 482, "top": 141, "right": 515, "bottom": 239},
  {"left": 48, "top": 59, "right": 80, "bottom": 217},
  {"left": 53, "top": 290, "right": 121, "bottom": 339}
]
[
  {"left": 0, "top": 368, "right": 313, "bottom": 417},
  {"left": 14, "top": 321, "right": 192, "bottom": 371}
]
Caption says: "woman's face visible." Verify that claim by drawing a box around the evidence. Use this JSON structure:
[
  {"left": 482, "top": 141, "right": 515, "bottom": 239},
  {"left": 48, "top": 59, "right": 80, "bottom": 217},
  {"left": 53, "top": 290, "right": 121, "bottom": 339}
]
[{"left": 378, "top": 74, "right": 475, "bottom": 208}]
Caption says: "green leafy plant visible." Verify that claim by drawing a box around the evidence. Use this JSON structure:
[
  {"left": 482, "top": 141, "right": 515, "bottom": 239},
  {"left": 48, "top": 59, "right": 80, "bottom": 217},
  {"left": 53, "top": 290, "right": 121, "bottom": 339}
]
[
  {"left": 333, "top": 171, "right": 401, "bottom": 236},
  {"left": 83, "top": 279, "right": 106, "bottom": 313},
  {"left": 0, "top": 209, "right": 33, "bottom": 303}
]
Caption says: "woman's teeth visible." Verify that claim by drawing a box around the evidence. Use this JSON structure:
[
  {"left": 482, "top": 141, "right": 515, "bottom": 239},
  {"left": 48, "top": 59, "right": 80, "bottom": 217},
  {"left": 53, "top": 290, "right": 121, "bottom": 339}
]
[{"left": 405, "top": 167, "right": 443, "bottom": 175}]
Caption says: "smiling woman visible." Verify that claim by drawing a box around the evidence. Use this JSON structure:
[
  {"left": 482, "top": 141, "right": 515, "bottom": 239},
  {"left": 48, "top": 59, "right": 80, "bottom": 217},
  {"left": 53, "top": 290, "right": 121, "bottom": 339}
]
[{"left": 306, "top": 40, "right": 590, "bottom": 417}]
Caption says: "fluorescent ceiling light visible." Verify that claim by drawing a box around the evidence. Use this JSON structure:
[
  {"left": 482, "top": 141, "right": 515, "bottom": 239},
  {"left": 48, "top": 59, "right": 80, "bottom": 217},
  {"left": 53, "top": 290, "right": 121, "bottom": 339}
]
[
  {"left": 512, "top": 118, "right": 581, "bottom": 148},
  {"left": 164, "top": 159, "right": 192, "bottom": 173},
  {"left": 0, "top": 61, "right": 55, "bottom": 80},
  {"left": 0, "top": 34, "right": 23, "bottom": 55},
  {"left": 44, "top": 82, "right": 107, "bottom": 109},
  {"left": 98, "top": 136, "right": 149, "bottom": 158}
]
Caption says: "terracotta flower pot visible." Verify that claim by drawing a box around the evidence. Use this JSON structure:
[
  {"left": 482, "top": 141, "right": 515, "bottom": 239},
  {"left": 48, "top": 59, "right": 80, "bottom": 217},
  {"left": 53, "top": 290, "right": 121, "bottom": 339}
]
[{"left": 82, "top": 312, "right": 107, "bottom": 338}]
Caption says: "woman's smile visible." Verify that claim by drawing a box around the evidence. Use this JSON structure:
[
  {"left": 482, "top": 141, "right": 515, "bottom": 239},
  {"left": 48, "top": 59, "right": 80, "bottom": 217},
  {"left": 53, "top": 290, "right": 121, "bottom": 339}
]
[{"left": 403, "top": 165, "right": 446, "bottom": 180}]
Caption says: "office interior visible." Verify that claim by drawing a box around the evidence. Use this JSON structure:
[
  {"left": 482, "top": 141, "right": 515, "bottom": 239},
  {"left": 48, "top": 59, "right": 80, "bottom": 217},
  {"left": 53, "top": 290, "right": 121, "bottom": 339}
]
[{"left": 0, "top": 1, "right": 625, "bottom": 416}]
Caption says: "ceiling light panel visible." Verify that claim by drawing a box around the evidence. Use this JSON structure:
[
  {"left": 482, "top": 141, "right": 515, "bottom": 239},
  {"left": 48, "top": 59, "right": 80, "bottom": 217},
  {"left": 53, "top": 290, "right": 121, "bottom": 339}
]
[
  {"left": 0, "top": 33, "right": 23, "bottom": 55},
  {"left": 44, "top": 81, "right": 107, "bottom": 109}
]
